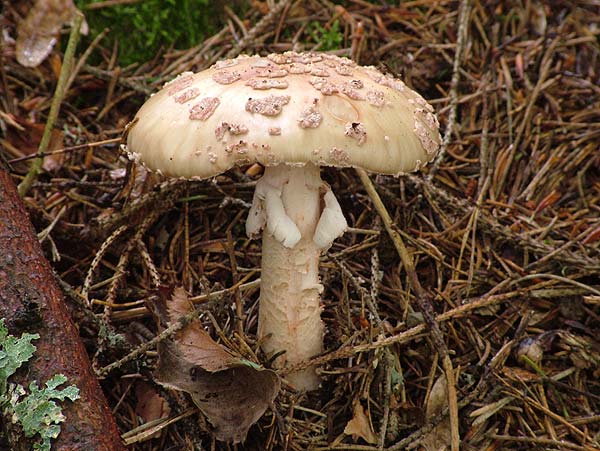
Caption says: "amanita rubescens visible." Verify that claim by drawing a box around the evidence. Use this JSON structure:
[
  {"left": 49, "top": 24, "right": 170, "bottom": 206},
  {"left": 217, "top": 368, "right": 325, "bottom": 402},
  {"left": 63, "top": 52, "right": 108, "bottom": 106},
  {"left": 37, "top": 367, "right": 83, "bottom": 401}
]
[{"left": 125, "top": 51, "right": 441, "bottom": 391}]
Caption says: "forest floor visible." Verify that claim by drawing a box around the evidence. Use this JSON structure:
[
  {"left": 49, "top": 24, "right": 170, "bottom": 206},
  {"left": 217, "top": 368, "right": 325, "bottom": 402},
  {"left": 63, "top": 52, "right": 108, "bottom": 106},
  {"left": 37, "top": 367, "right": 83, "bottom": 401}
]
[{"left": 1, "top": 1, "right": 600, "bottom": 450}]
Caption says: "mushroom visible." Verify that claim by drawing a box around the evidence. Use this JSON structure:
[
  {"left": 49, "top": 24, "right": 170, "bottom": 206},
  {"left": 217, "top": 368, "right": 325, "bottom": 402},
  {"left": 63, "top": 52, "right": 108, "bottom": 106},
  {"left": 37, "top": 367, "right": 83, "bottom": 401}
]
[{"left": 125, "top": 52, "right": 441, "bottom": 391}]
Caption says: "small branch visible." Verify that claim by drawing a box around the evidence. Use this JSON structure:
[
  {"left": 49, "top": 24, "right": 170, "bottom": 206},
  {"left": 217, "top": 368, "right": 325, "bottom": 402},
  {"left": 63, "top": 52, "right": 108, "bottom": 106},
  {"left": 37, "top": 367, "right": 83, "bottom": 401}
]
[
  {"left": 8, "top": 138, "right": 121, "bottom": 164},
  {"left": 18, "top": 12, "right": 84, "bottom": 197},
  {"left": 0, "top": 164, "right": 126, "bottom": 450}
]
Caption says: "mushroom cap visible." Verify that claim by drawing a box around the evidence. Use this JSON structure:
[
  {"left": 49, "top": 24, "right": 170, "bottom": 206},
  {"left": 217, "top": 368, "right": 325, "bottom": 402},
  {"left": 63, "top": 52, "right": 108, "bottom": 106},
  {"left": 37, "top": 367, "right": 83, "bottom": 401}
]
[{"left": 126, "top": 52, "right": 441, "bottom": 179}]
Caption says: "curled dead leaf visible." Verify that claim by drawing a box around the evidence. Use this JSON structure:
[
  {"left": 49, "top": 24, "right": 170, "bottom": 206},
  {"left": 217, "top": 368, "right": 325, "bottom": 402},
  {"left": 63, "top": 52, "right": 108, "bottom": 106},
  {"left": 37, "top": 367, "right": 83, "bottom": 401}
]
[
  {"left": 16, "top": 0, "right": 87, "bottom": 67},
  {"left": 343, "top": 400, "right": 378, "bottom": 444},
  {"left": 134, "top": 382, "right": 171, "bottom": 441},
  {"left": 420, "top": 374, "right": 451, "bottom": 451},
  {"left": 148, "top": 287, "right": 280, "bottom": 443}
]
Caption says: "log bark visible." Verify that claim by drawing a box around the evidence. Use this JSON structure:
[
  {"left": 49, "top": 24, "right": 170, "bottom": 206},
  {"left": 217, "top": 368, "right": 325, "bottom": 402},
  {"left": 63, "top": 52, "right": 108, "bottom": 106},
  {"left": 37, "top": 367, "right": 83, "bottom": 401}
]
[{"left": 0, "top": 167, "right": 126, "bottom": 451}]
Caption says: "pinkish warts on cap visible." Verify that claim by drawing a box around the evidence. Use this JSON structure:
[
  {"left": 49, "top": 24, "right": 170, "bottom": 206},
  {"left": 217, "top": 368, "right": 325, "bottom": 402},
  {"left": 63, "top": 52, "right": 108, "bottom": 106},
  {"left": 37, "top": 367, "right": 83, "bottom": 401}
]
[
  {"left": 298, "top": 106, "right": 323, "bottom": 128},
  {"left": 414, "top": 107, "right": 439, "bottom": 131},
  {"left": 267, "top": 53, "right": 292, "bottom": 64},
  {"left": 165, "top": 73, "right": 195, "bottom": 96},
  {"left": 251, "top": 59, "right": 273, "bottom": 68},
  {"left": 341, "top": 83, "right": 365, "bottom": 101},
  {"left": 310, "top": 67, "right": 329, "bottom": 77},
  {"left": 344, "top": 122, "right": 367, "bottom": 145},
  {"left": 225, "top": 140, "right": 249, "bottom": 154},
  {"left": 245, "top": 95, "right": 291, "bottom": 116},
  {"left": 215, "top": 122, "right": 249, "bottom": 140},
  {"left": 213, "top": 58, "right": 238, "bottom": 69},
  {"left": 255, "top": 68, "right": 288, "bottom": 78},
  {"left": 296, "top": 53, "right": 323, "bottom": 64},
  {"left": 189, "top": 97, "right": 220, "bottom": 120},
  {"left": 246, "top": 78, "right": 289, "bottom": 90},
  {"left": 334, "top": 65, "right": 353, "bottom": 76},
  {"left": 366, "top": 90, "right": 386, "bottom": 107},
  {"left": 329, "top": 146, "right": 351, "bottom": 164},
  {"left": 212, "top": 70, "right": 242, "bottom": 85},
  {"left": 268, "top": 127, "right": 282, "bottom": 135},
  {"left": 381, "top": 77, "right": 407, "bottom": 92},
  {"left": 288, "top": 63, "right": 310, "bottom": 74},
  {"left": 414, "top": 120, "right": 439, "bottom": 156},
  {"left": 409, "top": 95, "right": 435, "bottom": 113},
  {"left": 364, "top": 68, "right": 386, "bottom": 84},
  {"left": 309, "top": 77, "right": 338, "bottom": 95},
  {"left": 174, "top": 88, "right": 201, "bottom": 104}
]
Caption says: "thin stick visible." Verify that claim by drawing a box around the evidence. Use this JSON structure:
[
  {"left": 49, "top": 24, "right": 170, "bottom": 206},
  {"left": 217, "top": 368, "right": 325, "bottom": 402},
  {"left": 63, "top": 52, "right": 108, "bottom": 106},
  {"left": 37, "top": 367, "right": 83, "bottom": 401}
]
[
  {"left": 224, "top": 0, "right": 293, "bottom": 59},
  {"left": 487, "top": 434, "right": 588, "bottom": 451},
  {"left": 82, "top": 224, "right": 128, "bottom": 305},
  {"left": 8, "top": 137, "right": 121, "bottom": 164},
  {"left": 18, "top": 12, "right": 84, "bottom": 197},
  {"left": 356, "top": 168, "right": 460, "bottom": 451},
  {"left": 96, "top": 303, "right": 197, "bottom": 378}
]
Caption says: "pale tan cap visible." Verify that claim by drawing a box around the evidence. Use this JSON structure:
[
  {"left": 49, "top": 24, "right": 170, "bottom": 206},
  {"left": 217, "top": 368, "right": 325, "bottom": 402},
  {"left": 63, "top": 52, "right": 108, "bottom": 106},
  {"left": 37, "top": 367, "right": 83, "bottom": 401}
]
[{"left": 126, "top": 52, "right": 441, "bottom": 179}]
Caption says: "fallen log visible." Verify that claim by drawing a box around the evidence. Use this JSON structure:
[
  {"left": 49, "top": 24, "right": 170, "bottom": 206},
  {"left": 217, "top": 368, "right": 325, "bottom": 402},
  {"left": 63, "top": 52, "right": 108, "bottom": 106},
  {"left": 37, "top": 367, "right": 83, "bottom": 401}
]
[{"left": 0, "top": 165, "right": 126, "bottom": 451}]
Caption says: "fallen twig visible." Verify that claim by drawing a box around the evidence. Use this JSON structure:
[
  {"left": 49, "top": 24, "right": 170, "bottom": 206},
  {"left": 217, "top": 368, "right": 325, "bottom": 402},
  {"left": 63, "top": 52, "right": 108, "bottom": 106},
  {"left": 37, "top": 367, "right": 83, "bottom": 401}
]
[
  {"left": 0, "top": 162, "right": 126, "bottom": 450},
  {"left": 18, "top": 12, "right": 84, "bottom": 197}
]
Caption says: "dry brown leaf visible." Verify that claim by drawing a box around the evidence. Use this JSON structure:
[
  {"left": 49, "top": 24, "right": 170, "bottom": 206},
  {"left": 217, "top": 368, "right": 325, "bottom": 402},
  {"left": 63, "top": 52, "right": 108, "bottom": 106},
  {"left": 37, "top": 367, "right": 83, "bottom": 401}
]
[
  {"left": 134, "top": 382, "right": 171, "bottom": 441},
  {"left": 16, "top": 0, "right": 87, "bottom": 67},
  {"left": 148, "top": 287, "right": 280, "bottom": 443},
  {"left": 420, "top": 374, "right": 451, "bottom": 451},
  {"left": 501, "top": 366, "right": 541, "bottom": 382},
  {"left": 343, "top": 400, "right": 378, "bottom": 444}
]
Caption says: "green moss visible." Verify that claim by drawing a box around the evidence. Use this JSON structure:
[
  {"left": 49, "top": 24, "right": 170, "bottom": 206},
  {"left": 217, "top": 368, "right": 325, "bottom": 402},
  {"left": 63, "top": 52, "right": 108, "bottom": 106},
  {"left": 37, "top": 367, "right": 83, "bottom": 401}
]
[
  {"left": 308, "top": 20, "right": 344, "bottom": 51},
  {"left": 76, "top": 0, "right": 221, "bottom": 66}
]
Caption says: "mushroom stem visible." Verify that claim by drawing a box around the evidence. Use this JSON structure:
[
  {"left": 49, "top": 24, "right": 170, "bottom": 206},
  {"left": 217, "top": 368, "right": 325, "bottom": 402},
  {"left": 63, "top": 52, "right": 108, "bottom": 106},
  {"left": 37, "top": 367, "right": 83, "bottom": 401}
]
[{"left": 249, "top": 163, "right": 345, "bottom": 391}]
